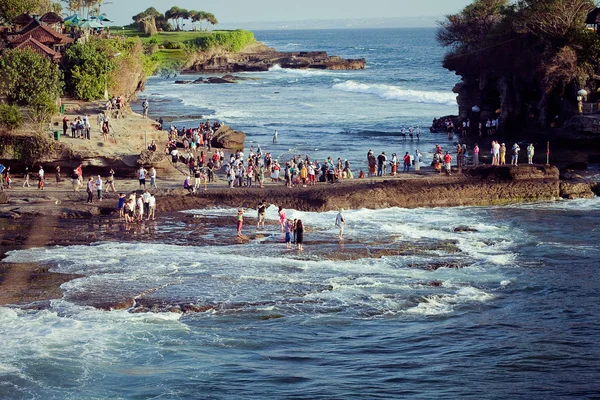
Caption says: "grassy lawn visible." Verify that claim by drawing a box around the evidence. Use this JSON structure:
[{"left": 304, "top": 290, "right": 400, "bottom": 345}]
[
  {"left": 152, "top": 49, "right": 189, "bottom": 64},
  {"left": 110, "top": 27, "right": 212, "bottom": 45}
]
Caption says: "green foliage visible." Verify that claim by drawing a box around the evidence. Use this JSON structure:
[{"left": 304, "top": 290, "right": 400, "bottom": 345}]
[
  {"left": 0, "top": 49, "right": 62, "bottom": 124},
  {"left": 162, "top": 40, "right": 186, "bottom": 49},
  {"left": 29, "top": 91, "right": 58, "bottom": 124},
  {"left": 0, "top": 104, "right": 22, "bottom": 131},
  {"left": 0, "top": 0, "right": 47, "bottom": 22},
  {"left": 64, "top": 41, "right": 117, "bottom": 101},
  {"left": 186, "top": 30, "right": 255, "bottom": 53}
]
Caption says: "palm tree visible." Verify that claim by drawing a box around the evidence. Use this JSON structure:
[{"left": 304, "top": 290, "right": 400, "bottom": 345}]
[
  {"left": 205, "top": 12, "right": 218, "bottom": 31},
  {"left": 177, "top": 8, "right": 188, "bottom": 31},
  {"left": 165, "top": 6, "right": 180, "bottom": 30}
]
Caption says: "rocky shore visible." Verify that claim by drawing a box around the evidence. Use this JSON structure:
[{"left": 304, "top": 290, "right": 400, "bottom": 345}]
[{"left": 1, "top": 163, "right": 598, "bottom": 310}]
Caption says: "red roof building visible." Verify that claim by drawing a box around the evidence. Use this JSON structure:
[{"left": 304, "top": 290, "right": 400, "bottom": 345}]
[
  {"left": 9, "top": 19, "right": 73, "bottom": 52},
  {"left": 14, "top": 37, "right": 62, "bottom": 62}
]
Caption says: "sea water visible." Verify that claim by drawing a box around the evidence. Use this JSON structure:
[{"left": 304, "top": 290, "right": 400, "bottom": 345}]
[{"left": 2, "top": 28, "right": 600, "bottom": 399}]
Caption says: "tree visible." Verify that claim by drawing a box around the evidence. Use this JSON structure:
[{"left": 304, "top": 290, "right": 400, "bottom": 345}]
[
  {"left": 64, "top": 41, "right": 117, "bottom": 101},
  {"left": 165, "top": 6, "right": 181, "bottom": 30},
  {"left": 0, "top": 49, "right": 62, "bottom": 122},
  {"left": 437, "top": 0, "right": 508, "bottom": 51},
  {"left": 188, "top": 10, "right": 201, "bottom": 31},
  {"left": 205, "top": 12, "right": 218, "bottom": 30},
  {"left": 51, "top": 2, "right": 62, "bottom": 14},
  {"left": 510, "top": 0, "right": 595, "bottom": 38},
  {"left": 0, "top": 0, "right": 47, "bottom": 22},
  {"left": 133, "top": 7, "right": 163, "bottom": 35},
  {"left": 176, "top": 8, "right": 189, "bottom": 31}
]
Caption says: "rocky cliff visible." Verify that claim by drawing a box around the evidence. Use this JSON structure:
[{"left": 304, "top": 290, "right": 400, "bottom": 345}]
[{"left": 183, "top": 43, "right": 366, "bottom": 73}]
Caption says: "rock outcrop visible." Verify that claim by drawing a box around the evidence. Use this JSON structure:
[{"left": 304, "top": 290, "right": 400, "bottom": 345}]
[
  {"left": 211, "top": 125, "right": 246, "bottom": 150},
  {"left": 183, "top": 43, "right": 366, "bottom": 73}
]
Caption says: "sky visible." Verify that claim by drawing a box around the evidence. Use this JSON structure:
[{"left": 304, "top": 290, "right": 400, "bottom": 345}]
[{"left": 100, "top": 0, "right": 474, "bottom": 28}]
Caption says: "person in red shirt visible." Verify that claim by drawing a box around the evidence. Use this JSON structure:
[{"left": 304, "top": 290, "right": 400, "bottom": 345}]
[
  {"left": 443, "top": 151, "right": 452, "bottom": 176},
  {"left": 403, "top": 152, "right": 411, "bottom": 173}
]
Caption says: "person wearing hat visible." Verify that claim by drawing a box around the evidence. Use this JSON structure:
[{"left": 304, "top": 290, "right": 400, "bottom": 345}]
[
  {"left": 237, "top": 208, "right": 245, "bottom": 238},
  {"left": 335, "top": 208, "right": 346, "bottom": 241}
]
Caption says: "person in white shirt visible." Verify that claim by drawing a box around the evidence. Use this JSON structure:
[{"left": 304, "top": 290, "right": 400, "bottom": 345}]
[
  {"left": 335, "top": 209, "right": 346, "bottom": 241},
  {"left": 136, "top": 195, "right": 144, "bottom": 221},
  {"left": 150, "top": 167, "right": 157, "bottom": 188},
  {"left": 138, "top": 166, "right": 147, "bottom": 189},
  {"left": 95, "top": 175, "right": 103, "bottom": 201},
  {"left": 147, "top": 195, "right": 156, "bottom": 221}
]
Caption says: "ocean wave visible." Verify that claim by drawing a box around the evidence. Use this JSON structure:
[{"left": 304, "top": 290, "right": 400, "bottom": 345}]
[
  {"left": 332, "top": 80, "right": 457, "bottom": 105},
  {"left": 269, "top": 64, "right": 342, "bottom": 77}
]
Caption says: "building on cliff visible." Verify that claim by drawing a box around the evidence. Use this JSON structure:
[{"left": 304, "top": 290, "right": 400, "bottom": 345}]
[{"left": 1, "top": 15, "right": 73, "bottom": 62}]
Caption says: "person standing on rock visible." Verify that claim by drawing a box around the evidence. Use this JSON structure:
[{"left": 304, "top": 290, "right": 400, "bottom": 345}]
[
  {"left": 138, "top": 166, "right": 147, "bottom": 189},
  {"left": 237, "top": 208, "right": 245, "bottom": 238},
  {"left": 499, "top": 143, "right": 507, "bottom": 165},
  {"left": 403, "top": 152, "right": 411, "bottom": 173},
  {"left": 118, "top": 193, "right": 126, "bottom": 221},
  {"left": 414, "top": 150, "right": 422, "bottom": 173},
  {"left": 22, "top": 167, "right": 31, "bottom": 188},
  {"left": 38, "top": 166, "right": 45, "bottom": 190},
  {"left": 106, "top": 169, "right": 116, "bottom": 192},
  {"left": 257, "top": 200, "right": 267, "bottom": 230},
  {"left": 95, "top": 175, "right": 103, "bottom": 201},
  {"left": 473, "top": 144, "right": 480, "bottom": 166},
  {"left": 149, "top": 167, "right": 157, "bottom": 189},
  {"left": 142, "top": 99, "right": 149, "bottom": 118},
  {"left": 143, "top": 190, "right": 151, "bottom": 218},
  {"left": 527, "top": 143, "right": 535, "bottom": 164},
  {"left": 86, "top": 177, "right": 94, "bottom": 203},
  {"left": 296, "top": 219, "right": 304, "bottom": 251},
  {"left": 278, "top": 206, "right": 287, "bottom": 232},
  {"left": 443, "top": 151, "right": 452, "bottom": 176},
  {"left": 512, "top": 143, "right": 521, "bottom": 165},
  {"left": 147, "top": 194, "right": 156, "bottom": 221},
  {"left": 377, "top": 152, "right": 386, "bottom": 176},
  {"left": 336, "top": 208, "right": 346, "bottom": 241},
  {"left": 136, "top": 194, "right": 144, "bottom": 221}
]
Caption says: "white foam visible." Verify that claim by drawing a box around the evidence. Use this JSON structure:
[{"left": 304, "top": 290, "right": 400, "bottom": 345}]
[
  {"left": 332, "top": 80, "right": 457, "bottom": 105},
  {"left": 405, "top": 287, "right": 494, "bottom": 316},
  {"left": 269, "top": 64, "right": 344, "bottom": 77}
]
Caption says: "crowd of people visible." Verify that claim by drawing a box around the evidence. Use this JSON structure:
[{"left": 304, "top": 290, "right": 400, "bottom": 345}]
[{"left": 233, "top": 203, "right": 347, "bottom": 250}]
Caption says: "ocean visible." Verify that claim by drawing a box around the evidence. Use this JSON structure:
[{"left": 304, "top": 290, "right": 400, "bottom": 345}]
[{"left": 2, "top": 28, "right": 600, "bottom": 399}]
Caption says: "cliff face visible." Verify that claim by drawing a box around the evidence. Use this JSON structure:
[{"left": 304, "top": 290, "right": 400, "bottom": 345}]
[{"left": 183, "top": 43, "right": 366, "bottom": 73}]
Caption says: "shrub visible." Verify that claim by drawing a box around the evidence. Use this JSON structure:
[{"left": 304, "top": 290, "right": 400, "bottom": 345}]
[
  {"left": 0, "top": 104, "right": 22, "bottom": 131},
  {"left": 162, "top": 41, "right": 185, "bottom": 50},
  {"left": 0, "top": 49, "right": 62, "bottom": 107},
  {"left": 186, "top": 30, "right": 255, "bottom": 53}
]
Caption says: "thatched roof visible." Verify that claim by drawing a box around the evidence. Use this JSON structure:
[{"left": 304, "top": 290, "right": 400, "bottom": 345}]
[
  {"left": 40, "top": 12, "right": 63, "bottom": 24},
  {"left": 586, "top": 8, "right": 600, "bottom": 25},
  {"left": 13, "top": 13, "right": 33, "bottom": 25}
]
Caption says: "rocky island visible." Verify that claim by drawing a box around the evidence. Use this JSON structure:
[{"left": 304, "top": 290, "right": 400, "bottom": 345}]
[{"left": 182, "top": 42, "right": 366, "bottom": 73}]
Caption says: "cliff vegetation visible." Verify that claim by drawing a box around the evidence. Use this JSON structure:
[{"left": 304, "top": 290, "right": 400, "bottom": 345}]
[{"left": 438, "top": 0, "right": 600, "bottom": 132}]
